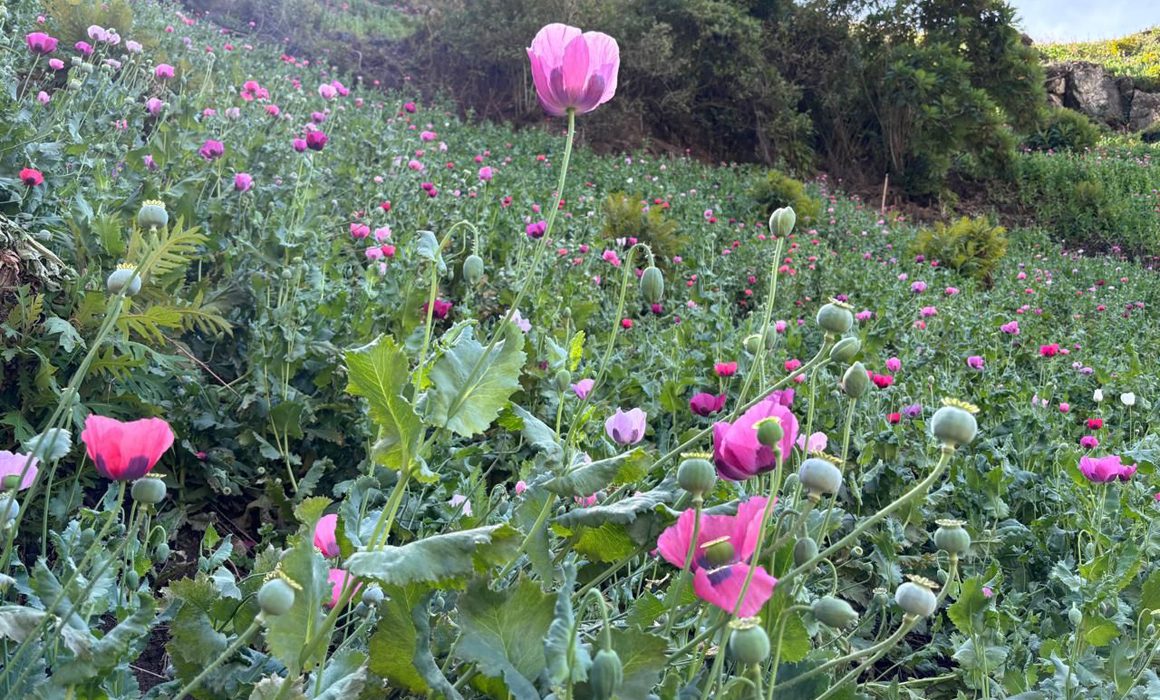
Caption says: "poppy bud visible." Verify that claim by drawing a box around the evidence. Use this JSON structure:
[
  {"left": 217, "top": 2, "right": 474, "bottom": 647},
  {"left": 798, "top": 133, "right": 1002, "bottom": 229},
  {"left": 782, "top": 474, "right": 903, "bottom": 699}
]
[
  {"left": 830, "top": 337, "right": 860, "bottom": 364},
  {"left": 1068, "top": 606, "right": 1083, "bottom": 627},
  {"left": 0, "top": 496, "right": 19, "bottom": 522},
  {"left": 841, "top": 362, "right": 869, "bottom": 399},
  {"left": 554, "top": 369, "right": 572, "bottom": 393},
  {"left": 793, "top": 537, "right": 818, "bottom": 567},
  {"left": 589, "top": 648, "right": 623, "bottom": 700},
  {"left": 743, "top": 334, "right": 763, "bottom": 355},
  {"left": 640, "top": 266, "right": 664, "bottom": 303},
  {"left": 131, "top": 476, "right": 167, "bottom": 504},
  {"left": 769, "top": 207, "right": 796, "bottom": 237},
  {"left": 463, "top": 254, "right": 484, "bottom": 284},
  {"left": 813, "top": 596, "right": 859, "bottom": 628}
]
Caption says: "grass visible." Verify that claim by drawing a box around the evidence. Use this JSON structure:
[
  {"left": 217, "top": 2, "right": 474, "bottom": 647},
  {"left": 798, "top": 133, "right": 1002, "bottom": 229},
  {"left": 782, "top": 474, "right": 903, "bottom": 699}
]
[{"left": 1039, "top": 26, "right": 1160, "bottom": 91}]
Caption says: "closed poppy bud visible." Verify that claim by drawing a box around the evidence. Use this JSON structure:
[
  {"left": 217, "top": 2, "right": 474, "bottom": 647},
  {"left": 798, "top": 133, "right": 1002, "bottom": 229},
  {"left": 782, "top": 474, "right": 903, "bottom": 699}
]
[
  {"left": 743, "top": 334, "right": 763, "bottom": 355},
  {"left": 589, "top": 648, "right": 623, "bottom": 700},
  {"left": 640, "top": 266, "right": 664, "bottom": 303},
  {"left": 769, "top": 207, "right": 796, "bottom": 237},
  {"left": 131, "top": 475, "right": 167, "bottom": 504},
  {"left": 793, "top": 537, "right": 818, "bottom": 567},
  {"left": 554, "top": 369, "right": 572, "bottom": 393},
  {"left": 463, "top": 254, "right": 484, "bottom": 284},
  {"left": 0, "top": 496, "right": 19, "bottom": 522},
  {"left": 813, "top": 596, "right": 859, "bottom": 628},
  {"left": 830, "top": 336, "right": 860, "bottom": 364},
  {"left": 841, "top": 362, "right": 869, "bottom": 398}
]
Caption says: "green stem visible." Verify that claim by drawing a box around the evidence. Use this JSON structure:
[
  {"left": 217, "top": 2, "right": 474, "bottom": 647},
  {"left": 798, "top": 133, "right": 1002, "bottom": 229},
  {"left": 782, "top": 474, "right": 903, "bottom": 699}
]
[
  {"left": 820, "top": 397, "right": 858, "bottom": 540},
  {"left": 172, "top": 619, "right": 262, "bottom": 699}
]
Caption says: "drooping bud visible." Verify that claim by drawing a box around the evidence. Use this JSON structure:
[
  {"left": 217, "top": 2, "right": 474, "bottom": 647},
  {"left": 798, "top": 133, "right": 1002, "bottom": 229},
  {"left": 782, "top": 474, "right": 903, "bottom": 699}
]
[
  {"left": 813, "top": 596, "right": 860, "bottom": 628},
  {"left": 463, "top": 254, "right": 484, "bottom": 285},
  {"left": 553, "top": 369, "right": 572, "bottom": 393},
  {"left": 640, "top": 266, "right": 665, "bottom": 303},
  {"left": 0, "top": 496, "right": 19, "bottom": 522},
  {"left": 793, "top": 537, "right": 818, "bottom": 567},
  {"left": 589, "top": 648, "right": 623, "bottom": 700}
]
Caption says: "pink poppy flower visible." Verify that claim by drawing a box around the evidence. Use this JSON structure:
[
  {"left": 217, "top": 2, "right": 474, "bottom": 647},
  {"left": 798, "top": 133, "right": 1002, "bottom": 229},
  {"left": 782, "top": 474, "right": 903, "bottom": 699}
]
[
  {"left": 198, "top": 139, "right": 224, "bottom": 160},
  {"left": 1079, "top": 455, "right": 1136, "bottom": 483},
  {"left": 689, "top": 392, "right": 727, "bottom": 417},
  {"left": 526, "top": 23, "right": 619, "bottom": 117},
  {"left": 713, "top": 396, "right": 799, "bottom": 481},
  {"left": 885, "top": 357, "right": 901, "bottom": 373},
  {"left": 0, "top": 451, "right": 39, "bottom": 490},
  {"left": 314, "top": 513, "right": 339, "bottom": 557},
  {"left": 26, "top": 32, "right": 59, "bottom": 55},
  {"left": 966, "top": 355, "right": 985, "bottom": 370},
  {"left": 153, "top": 63, "right": 175, "bottom": 80},
  {"left": 714, "top": 362, "right": 738, "bottom": 377},
  {"left": 605, "top": 408, "right": 646, "bottom": 445},
  {"left": 1079, "top": 435, "right": 1099, "bottom": 449},
  {"left": 796, "top": 431, "right": 827, "bottom": 453},
  {"left": 234, "top": 172, "right": 253, "bottom": 192},
  {"left": 571, "top": 378, "right": 595, "bottom": 399},
  {"left": 80, "top": 415, "right": 174, "bottom": 481},
  {"left": 325, "top": 568, "right": 358, "bottom": 608},
  {"left": 656, "top": 497, "right": 776, "bottom": 616}
]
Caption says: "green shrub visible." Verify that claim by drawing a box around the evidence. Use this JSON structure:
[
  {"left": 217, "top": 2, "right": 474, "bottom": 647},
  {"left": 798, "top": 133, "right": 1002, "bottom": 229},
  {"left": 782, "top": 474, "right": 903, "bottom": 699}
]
[
  {"left": 913, "top": 216, "right": 1008, "bottom": 285},
  {"left": 748, "top": 170, "right": 821, "bottom": 224},
  {"left": 44, "top": 0, "right": 134, "bottom": 46},
  {"left": 1023, "top": 108, "right": 1103, "bottom": 152},
  {"left": 601, "top": 192, "right": 687, "bottom": 266}
]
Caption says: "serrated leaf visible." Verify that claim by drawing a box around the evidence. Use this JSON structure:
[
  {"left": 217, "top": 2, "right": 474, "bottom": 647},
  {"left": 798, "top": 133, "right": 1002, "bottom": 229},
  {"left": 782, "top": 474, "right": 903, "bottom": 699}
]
[
  {"left": 610, "top": 628, "right": 667, "bottom": 699},
  {"left": 454, "top": 578, "right": 555, "bottom": 700},
  {"left": 1141, "top": 569, "right": 1160, "bottom": 612},
  {"left": 1082, "top": 616, "right": 1120, "bottom": 646},
  {"left": 545, "top": 564, "right": 591, "bottom": 687},
  {"left": 347, "top": 524, "right": 521, "bottom": 587},
  {"left": 41, "top": 316, "right": 85, "bottom": 352},
  {"left": 0, "top": 606, "right": 92, "bottom": 656},
  {"left": 369, "top": 584, "right": 430, "bottom": 693},
  {"left": 510, "top": 404, "right": 563, "bottom": 467},
  {"left": 53, "top": 594, "right": 157, "bottom": 684},
  {"left": 426, "top": 325, "right": 525, "bottom": 437},
  {"left": 346, "top": 336, "right": 422, "bottom": 471},
  {"left": 545, "top": 449, "right": 648, "bottom": 498},
  {"left": 947, "top": 576, "right": 991, "bottom": 636},
  {"left": 574, "top": 522, "right": 638, "bottom": 563}
]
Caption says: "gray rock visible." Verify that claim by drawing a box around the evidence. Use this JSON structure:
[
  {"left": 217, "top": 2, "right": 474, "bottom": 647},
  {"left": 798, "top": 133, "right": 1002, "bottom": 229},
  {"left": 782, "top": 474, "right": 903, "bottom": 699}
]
[{"left": 1129, "top": 90, "right": 1160, "bottom": 131}]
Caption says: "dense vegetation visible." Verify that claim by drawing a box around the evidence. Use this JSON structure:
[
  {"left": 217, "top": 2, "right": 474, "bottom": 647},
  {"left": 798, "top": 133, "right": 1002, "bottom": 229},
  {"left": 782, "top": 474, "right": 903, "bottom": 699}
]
[
  {"left": 0, "top": 1, "right": 1158, "bottom": 699},
  {"left": 1041, "top": 28, "right": 1160, "bottom": 91}
]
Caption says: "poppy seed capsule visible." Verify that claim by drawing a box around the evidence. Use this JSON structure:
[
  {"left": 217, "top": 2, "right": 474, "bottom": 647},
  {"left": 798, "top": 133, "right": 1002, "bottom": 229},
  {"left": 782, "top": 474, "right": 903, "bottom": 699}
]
[
  {"left": 728, "top": 618, "right": 771, "bottom": 665},
  {"left": 1068, "top": 606, "right": 1083, "bottom": 627},
  {"left": 933, "top": 519, "right": 971, "bottom": 556},
  {"left": 743, "top": 334, "right": 763, "bottom": 355},
  {"left": 1, "top": 475, "right": 19, "bottom": 490},
  {"left": 107, "top": 265, "right": 142, "bottom": 296},
  {"left": 755, "top": 417, "right": 783, "bottom": 447},
  {"left": 895, "top": 581, "right": 939, "bottom": 617},
  {"left": 0, "top": 496, "right": 19, "bottom": 522},
  {"left": 258, "top": 578, "right": 296, "bottom": 616},
  {"left": 640, "top": 266, "right": 664, "bottom": 303},
  {"left": 793, "top": 537, "right": 818, "bottom": 567},
  {"left": 677, "top": 457, "right": 716, "bottom": 496},
  {"left": 813, "top": 596, "right": 859, "bottom": 628},
  {"left": 931, "top": 401, "right": 978, "bottom": 447},
  {"left": 841, "top": 362, "right": 869, "bottom": 399},
  {"left": 816, "top": 302, "right": 854, "bottom": 334},
  {"left": 136, "top": 200, "right": 169, "bottom": 229},
  {"left": 799, "top": 458, "right": 842, "bottom": 498},
  {"left": 830, "top": 337, "right": 861, "bottom": 364},
  {"left": 131, "top": 477, "right": 167, "bottom": 504},
  {"left": 701, "top": 537, "right": 735, "bottom": 568},
  {"left": 589, "top": 648, "right": 623, "bottom": 700},
  {"left": 463, "top": 254, "right": 484, "bottom": 284},
  {"left": 770, "top": 207, "right": 796, "bottom": 237}
]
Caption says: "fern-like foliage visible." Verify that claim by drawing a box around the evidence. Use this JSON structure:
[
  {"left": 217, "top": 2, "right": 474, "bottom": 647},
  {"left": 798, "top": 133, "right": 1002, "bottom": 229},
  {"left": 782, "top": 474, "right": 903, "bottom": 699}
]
[
  {"left": 600, "top": 192, "right": 688, "bottom": 267},
  {"left": 912, "top": 216, "right": 1008, "bottom": 287}
]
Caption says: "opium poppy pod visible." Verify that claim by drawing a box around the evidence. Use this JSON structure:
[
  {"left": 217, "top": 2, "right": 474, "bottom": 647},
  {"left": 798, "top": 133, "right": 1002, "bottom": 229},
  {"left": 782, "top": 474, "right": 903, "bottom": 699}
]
[
  {"left": 81, "top": 415, "right": 174, "bottom": 481},
  {"left": 527, "top": 24, "right": 619, "bottom": 117}
]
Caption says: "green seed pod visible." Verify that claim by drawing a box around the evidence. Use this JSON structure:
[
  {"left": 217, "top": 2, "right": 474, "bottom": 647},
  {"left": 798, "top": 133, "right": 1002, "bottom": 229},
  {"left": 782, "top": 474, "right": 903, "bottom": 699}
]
[
  {"left": 125, "top": 570, "right": 140, "bottom": 589},
  {"left": 137, "top": 200, "right": 169, "bottom": 229},
  {"left": 817, "top": 302, "right": 854, "bottom": 334},
  {"left": 258, "top": 578, "right": 297, "bottom": 616},
  {"left": 933, "top": 519, "right": 971, "bottom": 556},
  {"left": 829, "top": 337, "right": 861, "bottom": 364},
  {"left": 841, "top": 362, "right": 869, "bottom": 399},
  {"left": 154, "top": 543, "right": 171, "bottom": 562},
  {"left": 799, "top": 458, "right": 842, "bottom": 498},
  {"left": 793, "top": 537, "right": 818, "bottom": 567},
  {"left": 0, "top": 496, "right": 19, "bottom": 522},
  {"left": 463, "top": 254, "right": 484, "bottom": 284},
  {"left": 1, "top": 475, "right": 19, "bottom": 490},
  {"left": 769, "top": 207, "right": 797, "bottom": 237},
  {"left": 68, "top": 78, "right": 83, "bottom": 90},
  {"left": 131, "top": 477, "right": 167, "bottom": 505},
  {"left": 554, "top": 369, "right": 572, "bottom": 393},
  {"left": 640, "top": 266, "right": 665, "bottom": 303},
  {"left": 728, "top": 618, "right": 771, "bottom": 665},
  {"left": 813, "top": 596, "right": 860, "bottom": 628},
  {"left": 590, "top": 648, "right": 623, "bottom": 700},
  {"left": 895, "top": 579, "right": 939, "bottom": 617},
  {"left": 931, "top": 399, "right": 979, "bottom": 447},
  {"left": 107, "top": 266, "right": 142, "bottom": 296},
  {"left": 1068, "top": 606, "right": 1083, "bottom": 627},
  {"left": 755, "top": 417, "right": 783, "bottom": 448},
  {"left": 743, "top": 334, "right": 763, "bottom": 355},
  {"left": 701, "top": 537, "right": 736, "bottom": 568},
  {"left": 362, "top": 585, "right": 385, "bottom": 606},
  {"left": 677, "top": 457, "right": 717, "bottom": 496}
]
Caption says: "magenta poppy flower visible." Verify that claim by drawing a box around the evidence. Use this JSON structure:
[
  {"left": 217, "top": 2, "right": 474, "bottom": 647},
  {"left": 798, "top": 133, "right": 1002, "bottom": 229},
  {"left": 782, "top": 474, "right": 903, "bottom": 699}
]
[
  {"left": 19, "top": 168, "right": 43, "bottom": 187},
  {"left": 605, "top": 408, "right": 646, "bottom": 445},
  {"left": 689, "top": 392, "right": 726, "bottom": 416},
  {"left": 0, "top": 451, "right": 39, "bottom": 490},
  {"left": 713, "top": 396, "right": 799, "bottom": 481},
  {"left": 80, "top": 415, "right": 174, "bottom": 481},
  {"left": 885, "top": 357, "right": 901, "bottom": 373},
  {"left": 526, "top": 23, "right": 619, "bottom": 117},
  {"left": 966, "top": 355, "right": 984, "bottom": 370},
  {"left": 656, "top": 497, "right": 776, "bottom": 616},
  {"left": 234, "top": 172, "right": 253, "bottom": 192},
  {"left": 198, "top": 139, "right": 224, "bottom": 160},
  {"left": 314, "top": 513, "right": 339, "bottom": 557},
  {"left": 153, "top": 63, "right": 175, "bottom": 80},
  {"left": 292, "top": 138, "right": 307, "bottom": 152},
  {"left": 1080, "top": 435, "right": 1099, "bottom": 449},
  {"left": 1079, "top": 455, "right": 1137, "bottom": 483},
  {"left": 26, "top": 32, "right": 59, "bottom": 55},
  {"left": 714, "top": 362, "right": 738, "bottom": 377},
  {"left": 145, "top": 97, "right": 164, "bottom": 115},
  {"left": 571, "top": 378, "right": 595, "bottom": 399},
  {"left": 305, "top": 130, "right": 328, "bottom": 151}
]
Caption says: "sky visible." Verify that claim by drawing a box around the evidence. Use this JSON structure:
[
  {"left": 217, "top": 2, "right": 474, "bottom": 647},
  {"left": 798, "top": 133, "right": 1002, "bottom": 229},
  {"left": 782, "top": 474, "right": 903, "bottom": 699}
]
[{"left": 1006, "top": 0, "right": 1160, "bottom": 41}]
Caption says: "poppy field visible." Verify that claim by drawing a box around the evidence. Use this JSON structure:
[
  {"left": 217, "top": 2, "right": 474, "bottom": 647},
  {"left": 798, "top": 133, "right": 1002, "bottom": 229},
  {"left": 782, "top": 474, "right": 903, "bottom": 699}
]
[{"left": 1, "top": 2, "right": 1159, "bottom": 699}]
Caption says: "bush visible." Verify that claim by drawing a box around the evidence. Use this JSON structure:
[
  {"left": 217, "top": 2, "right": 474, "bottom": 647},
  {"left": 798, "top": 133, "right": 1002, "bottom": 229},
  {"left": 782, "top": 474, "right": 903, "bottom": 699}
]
[
  {"left": 601, "top": 192, "right": 687, "bottom": 266},
  {"left": 913, "top": 216, "right": 1008, "bottom": 285},
  {"left": 748, "top": 170, "right": 821, "bottom": 224},
  {"left": 1023, "top": 108, "right": 1103, "bottom": 152},
  {"left": 43, "top": 0, "right": 134, "bottom": 46}
]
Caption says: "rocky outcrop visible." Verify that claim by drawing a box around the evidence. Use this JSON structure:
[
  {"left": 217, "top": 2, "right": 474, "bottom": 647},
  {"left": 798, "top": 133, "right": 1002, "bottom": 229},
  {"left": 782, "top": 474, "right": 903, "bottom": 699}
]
[{"left": 1045, "top": 61, "right": 1160, "bottom": 131}]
